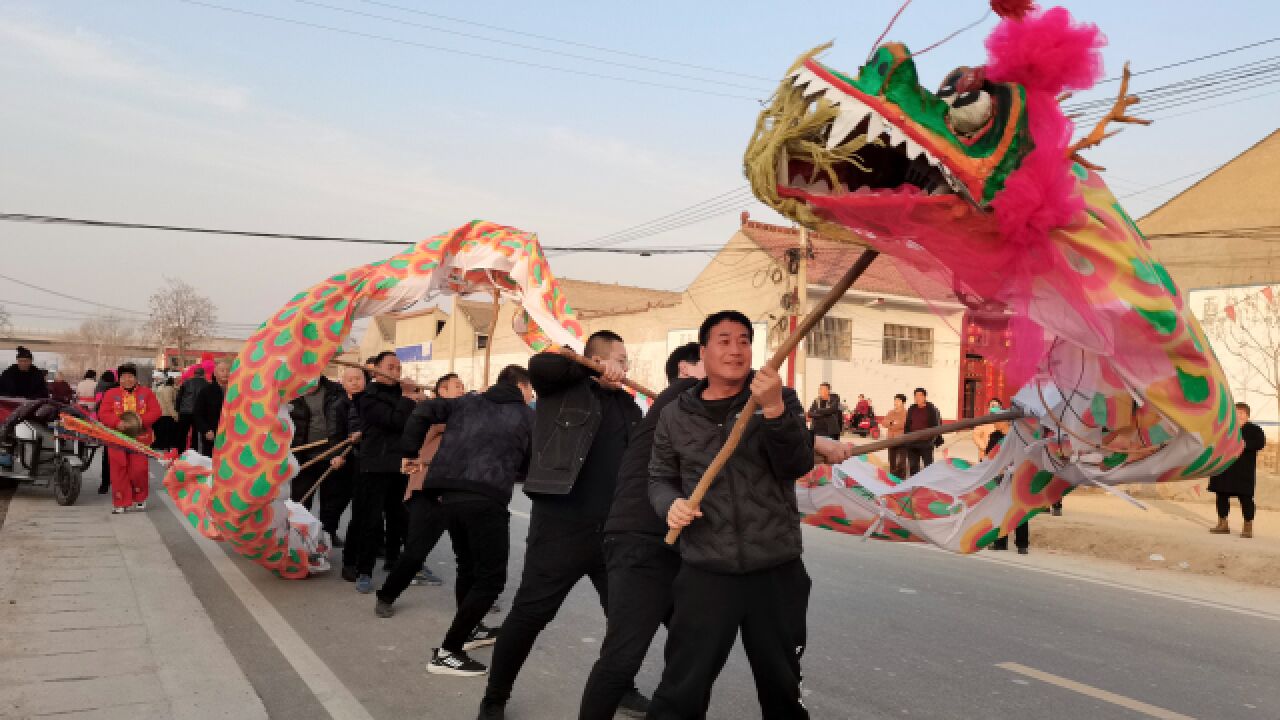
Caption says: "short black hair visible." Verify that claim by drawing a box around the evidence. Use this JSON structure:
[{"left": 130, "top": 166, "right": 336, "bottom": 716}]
[
  {"left": 664, "top": 342, "right": 701, "bottom": 383},
  {"left": 820, "top": 382, "right": 831, "bottom": 389},
  {"left": 16, "top": 346, "right": 33, "bottom": 360},
  {"left": 116, "top": 363, "right": 137, "bottom": 379},
  {"left": 434, "top": 373, "right": 460, "bottom": 394},
  {"left": 913, "top": 387, "right": 927, "bottom": 397},
  {"left": 101, "top": 370, "right": 116, "bottom": 383},
  {"left": 585, "top": 330, "right": 624, "bottom": 359},
  {"left": 497, "top": 364, "right": 531, "bottom": 388},
  {"left": 372, "top": 350, "right": 397, "bottom": 367},
  {"left": 1236, "top": 402, "right": 1252, "bottom": 414},
  {"left": 894, "top": 393, "right": 907, "bottom": 403},
  {"left": 165, "top": 377, "right": 176, "bottom": 386},
  {"left": 698, "top": 311, "right": 753, "bottom": 346},
  {"left": 365, "top": 355, "right": 378, "bottom": 366},
  {"left": 83, "top": 369, "right": 97, "bottom": 380}
]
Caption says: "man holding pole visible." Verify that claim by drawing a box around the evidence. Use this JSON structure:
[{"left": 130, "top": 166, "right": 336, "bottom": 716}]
[{"left": 648, "top": 311, "right": 814, "bottom": 719}]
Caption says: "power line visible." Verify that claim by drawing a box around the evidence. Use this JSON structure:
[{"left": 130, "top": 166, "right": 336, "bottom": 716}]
[
  {"left": 1096, "top": 36, "right": 1280, "bottom": 84},
  {"left": 175, "top": 0, "right": 761, "bottom": 101},
  {"left": 287, "top": 0, "right": 767, "bottom": 92},
  {"left": 0, "top": 274, "right": 259, "bottom": 329},
  {"left": 355, "top": 0, "right": 773, "bottom": 82}
]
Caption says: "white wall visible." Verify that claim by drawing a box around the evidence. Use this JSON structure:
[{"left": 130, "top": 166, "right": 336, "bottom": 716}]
[{"left": 1190, "top": 286, "right": 1280, "bottom": 434}]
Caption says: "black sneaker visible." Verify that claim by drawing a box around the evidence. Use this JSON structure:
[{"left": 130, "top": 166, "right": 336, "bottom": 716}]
[
  {"left": 428, "top": 648, "right": 487, "bottom": 677},
  {"left": 1017, "top": 547, "right": 1029, "bottom": 555},
  {"left": 476, "top": 698, "right": 506, "bottom": 719},
  {"left": 617, "top": 688, "right": 650, "bottom": 718},
  {"left": 341, "top": 566, "right": 359, "bottom": 583},
  {"left": 462, "top": 623, "right": 499, "bottom": 651},
  {"left": 375, "top": 600, "right": 394, "bottom": 618}
]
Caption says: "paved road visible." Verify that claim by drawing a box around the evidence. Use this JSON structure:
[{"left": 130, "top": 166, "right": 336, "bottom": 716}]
[{"left": 47, "top": 465, "right": 1280, "bottom": 719}]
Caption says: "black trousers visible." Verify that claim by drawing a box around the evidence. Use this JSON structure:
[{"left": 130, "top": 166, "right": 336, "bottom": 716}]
[
  {"left": 484, "top": 512, "right": 608, "bottom": 702},
  {"left": 887, "top": 447, "right": 907, "bottom": 479},
  {"left": 1216, "top": 492, "right": 1256, "bottom": 522},
  {"left": 579, "top": 534, "right": 680, "bottom": 720},
  {"left": 380, "top": 493, "right": 509, "bottom": 651},
  {"left": 344, "top": 471, "right": 408, "bottom": 576},
  {"left": 906, "top": 445, "right": 934, "bottom": 477},
  {"left": 992, "top": 520, "right": 1030, "bottom": 550},
  {"left": 177, "top": 413, "right": 195, "bottom": 451},
  {"left": 648, "top": 559, "right": 811, "bottom": 720},
  {"left": 291, "top": 449, "right": 326, "bottom": 508},
  {"left": 151, "top": 416, "right": 178, "bottom": 450},
  {"left": 384, "top": 474, "right": 409, "bottom": 563},
  {"left": 318, "top": 464, "right": 353, "bottom": 538}
]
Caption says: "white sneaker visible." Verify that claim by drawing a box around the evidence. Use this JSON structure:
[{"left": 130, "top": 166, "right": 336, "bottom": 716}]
[
  {"left": 133, "top": 502, "right": 146, "bottom": 511},
  {"left": 427, "top": 648, "right": 487, "bottom": 677},
  {"left": 111, "top": 507, "right": 126, "bottom": 515}
]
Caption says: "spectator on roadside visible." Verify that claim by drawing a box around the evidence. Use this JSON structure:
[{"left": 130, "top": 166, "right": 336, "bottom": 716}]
[
  {"left": 76, "top": 370, "right": 98, "bottom": 411},
  {"left": 808, "top": 382, "right": 842, "bottom": 441},
  {"left": 884, "top": 393, "right": 908, "bottom": 478},
  {"left": 647, "top": 311, "right": 814, "bottom": 719},
  {"left": 176, "top": 367, "right": 209, "bottom": 452},
  {"left": 903, "top": 387, "right": 942, "bottom": 477},
  {"left": 94, "top": 370, "right": 118, "bottom": 494},
  {"left": 1209, "top": 402, "right": 1266, "bottom": 539},
  {"left": 48, "top": 372, "right": 74, "bottom": 404},
  {"left": 971, "top": 398, "right": 1005, "bottom": 459},
  {"left": 376, "top": 365, "right": 535, "bottom": 682},
  {"left": 152, "top": 377, "right": 179, "bottom": 450},
  {"left": 0, "top": 347, "right": 49, "bottom": 400},
  {"left": 193, "top": 360, "right": 229, "bottom": 456},
  {"left": 853, "top": 393, "right": 870, "bottom": 418},
  {"left": 985, "top": 419, "right": 1030, "bottom": 554},
  {"left": 347, "top": 351, "right": 420, "bottom": 593}
]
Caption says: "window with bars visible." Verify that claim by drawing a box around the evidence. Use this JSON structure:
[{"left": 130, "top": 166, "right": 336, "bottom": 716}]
[
  {"left": 882, "top": 324, "right": 934, "bottom": 366},
  {"left": 806, "top": 317, "right": 852, "bottom": 361},
  {"left": 475, "top": 334, "right": 489, "bottom": 350}
]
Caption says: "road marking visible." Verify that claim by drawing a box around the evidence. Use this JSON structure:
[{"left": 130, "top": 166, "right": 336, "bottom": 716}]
[
  {"left": 898, "top": 541, "right": 1280, "bottom": 623},
  {"left": 157, "top": 484, "right": 375, "bottom": 720},
  {"left": 997, "top": 662, "right": 1196, "bottom": 720}
]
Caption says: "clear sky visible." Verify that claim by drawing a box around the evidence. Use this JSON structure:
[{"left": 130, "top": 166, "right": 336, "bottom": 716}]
[{"left": 2, "top": 0, "right": 1277, "bottom": 337}]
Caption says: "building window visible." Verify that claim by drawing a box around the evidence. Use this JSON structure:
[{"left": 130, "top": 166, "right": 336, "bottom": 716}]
[
  {"left": 883, "top": 324, "right": 934, "bottom": 367},
  {"left": 436, "top": 320, "right": 447, "bottom": 336},
  {"left": 806, "top": 317, "right": 852, "bottom": 361},
  {"left": 475, "top": 334, "right": 489, "bottom": 350}
]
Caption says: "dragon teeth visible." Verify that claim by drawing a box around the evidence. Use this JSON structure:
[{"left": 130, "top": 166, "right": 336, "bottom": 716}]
[{"left": 826, "top": 101, "right": 869, "bottom": 150}]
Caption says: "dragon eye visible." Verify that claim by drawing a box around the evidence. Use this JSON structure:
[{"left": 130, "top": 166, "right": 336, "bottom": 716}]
[{"left": 939, "top": 67, "right": 992, "bottom": 136}]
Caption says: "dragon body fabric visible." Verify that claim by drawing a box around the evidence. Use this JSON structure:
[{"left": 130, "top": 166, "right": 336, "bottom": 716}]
[
  {"left": 163, "top": 221, "right": 584, "bottom": 578},
  {"left": 744, "top": 5, "right": 1243, "bottom": 551}
]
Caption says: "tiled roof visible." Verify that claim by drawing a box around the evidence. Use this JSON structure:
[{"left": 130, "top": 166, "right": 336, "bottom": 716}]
[
  {"left": 557, "top": 278, "right": 682, "bottom": 317},
  {"left": 739, "top": 217, "right": 932, "bottom": 299},
  {"left": 456, "top": 299, "right": 497, "bottom": 332}
]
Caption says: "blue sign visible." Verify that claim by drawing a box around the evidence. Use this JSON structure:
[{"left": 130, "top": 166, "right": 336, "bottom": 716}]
[{"left": 395, "top": 343, "right": 431, "bottom": 362}]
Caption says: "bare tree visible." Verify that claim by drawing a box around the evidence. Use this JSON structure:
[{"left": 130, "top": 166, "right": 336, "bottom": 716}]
[
  {"left": 1205, "top": 289, "right": 1280, "bottom": 431},
  {"left": 146, "top": 277, "right": 218, "bottom": 369},
  {"left": 57, "top": 315, "right": 139, "bottom": 379}
]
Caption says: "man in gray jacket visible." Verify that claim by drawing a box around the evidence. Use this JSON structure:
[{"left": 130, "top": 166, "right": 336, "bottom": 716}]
[{"left": 648, "top": 310, "right": 814, "bottom": 719}]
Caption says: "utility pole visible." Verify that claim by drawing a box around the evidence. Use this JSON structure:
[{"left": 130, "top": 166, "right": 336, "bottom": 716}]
[
  {"left": 449, "top": 296, "right": 459, "bottom": 372},
  {"left": 795, "top": 226, "right": 809, "bottom": 402}
]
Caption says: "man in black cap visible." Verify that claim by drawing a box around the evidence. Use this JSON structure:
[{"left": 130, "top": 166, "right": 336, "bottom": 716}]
[{"left": 0, "top": 347, "right": 49, "bottom": 400}]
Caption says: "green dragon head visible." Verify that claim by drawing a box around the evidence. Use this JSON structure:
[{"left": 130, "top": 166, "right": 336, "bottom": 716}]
[{"left": 745, "top": 43, "right": 1034, "bottom": 240}]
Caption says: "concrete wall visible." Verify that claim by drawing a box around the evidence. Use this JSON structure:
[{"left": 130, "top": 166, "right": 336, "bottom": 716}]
[{"left": 1189, "top": 286, "right": 1280, "bottom": 435}]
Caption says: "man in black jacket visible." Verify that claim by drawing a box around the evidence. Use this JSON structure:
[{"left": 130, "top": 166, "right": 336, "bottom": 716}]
[
  {"left": 808, "top": 382, "right": 842, "bottom": 440},
  {"left": 0, "top": 347, "right": 49, "bottom": 400},
  {"left": 375, "top": 364, "right": 535, "bottom": 677},
  {"left": 578, "top": 342, "right": 703, "bottom": 720},
  {"left": 288, "top": 375, "right": 343, "bottom": 515},
  {"left": 903, "top": 387, "right": 942, "bottom": 477},
  {"left": 193, "top": 361, "right": 229, "bottom": 456},
  {"left": 479, "top": 331, "right": 643, "bottom": 719},
  {"left": 648, "top": 310, "right": 814, "bottom": 719},
  {"left": 175, "top": 367, "right": 208, "bottom": 451},
  {"left": 346, "top": 351, "right": 422, "bottom": 593},
  {"left": 1209, "top": 402, "right": 1267, "bottom": 539}
]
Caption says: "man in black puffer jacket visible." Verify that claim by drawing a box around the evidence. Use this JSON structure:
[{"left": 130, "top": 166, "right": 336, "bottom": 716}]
[
  {"left": 375, "top": 365, "right": 535, "bottom": 677},
  {"left": 346, "top": 351, "right": 421, "bottom": 593},
  {"left": 648, "top": 310, "right": 814, "bottom": 719},
  {"left": 287, "top": 375, "right": 343, "bottom": 510}
]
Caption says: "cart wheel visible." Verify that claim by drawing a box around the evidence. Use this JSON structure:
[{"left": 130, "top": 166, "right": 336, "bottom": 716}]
[{"left": 53, "top": 458, "right": 82, "bottom": 506}]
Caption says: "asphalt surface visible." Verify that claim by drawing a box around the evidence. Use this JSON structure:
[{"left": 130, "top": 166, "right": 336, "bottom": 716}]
[{"left": 64, "top": 464, "right": 1280, "bottom": 719}]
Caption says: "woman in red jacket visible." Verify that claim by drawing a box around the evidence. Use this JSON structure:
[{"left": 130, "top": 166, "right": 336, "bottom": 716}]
[{"left": 98, "top": 363, "right": 162, "bottom": 514}]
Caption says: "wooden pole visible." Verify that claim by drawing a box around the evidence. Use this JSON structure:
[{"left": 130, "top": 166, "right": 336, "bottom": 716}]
[
  {"left": 449, "top": 296, "right": 460, "bottom": 372},
  {"left": 291, "top": 437, "right": 330, "bottom": 454},
  {"left": 483, "top": 289, "right": 501, "bottom": 388},
  {"left": 554, "top": 346, "right": 661, "bottom": 401},
  {"left": 666, "top": 248, "right": 880, "bottom": 545},
  {"left": 296, "top": 437, "right": 354, "bottom": 473},
  {"left": 846, "top": 409, "right": 1025, "bottom": 458},
  {"left": 299, "top": 446, "right": 353, "bottom": 505},
  {"left": 796, "top": 226, "right": 809, "bottom": 398},
  {"left": 331, "top": 359, "right": 432, "bottom": 395}
]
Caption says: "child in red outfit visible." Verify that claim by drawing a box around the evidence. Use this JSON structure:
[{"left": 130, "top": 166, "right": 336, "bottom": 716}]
[{"left": 97, "top": 363, "right": 162, "bottom": 513}]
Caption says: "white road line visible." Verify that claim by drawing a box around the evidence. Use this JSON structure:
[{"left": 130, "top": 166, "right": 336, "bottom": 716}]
[
  {"left": 898, "top": 541, "right": 1280, "bottom": 623},
  {"left": 997, "top": 662, "right": 1197, "bottom": 720},
  {"left": 157, "top": 484, "right": 374, "bottom": 720}
]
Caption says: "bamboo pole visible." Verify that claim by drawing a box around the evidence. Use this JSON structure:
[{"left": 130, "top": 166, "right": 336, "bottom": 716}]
[
  {"left": 847, "top": 409, "right": 1025, "bottom": 458},
  {"left": 554, "top": 346, "right": 660, "bottom": 401},
  {"left": 483, "top": 288, "right": 501, "bottom": 388},
  {"left": 299, "top": 446, "right": 353, "bottom": 505},
  {"left": 291, "top": 437, "right": 330, "bottom": 454},
  {"left": 296, "top": 437, "right": 354, "bottom": 473},
  {"left": 665, "top": 248, "right": 880, "bottom": 545},
  {"left": 331, "top": 359, "right": 432, "bottom": 396}
]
